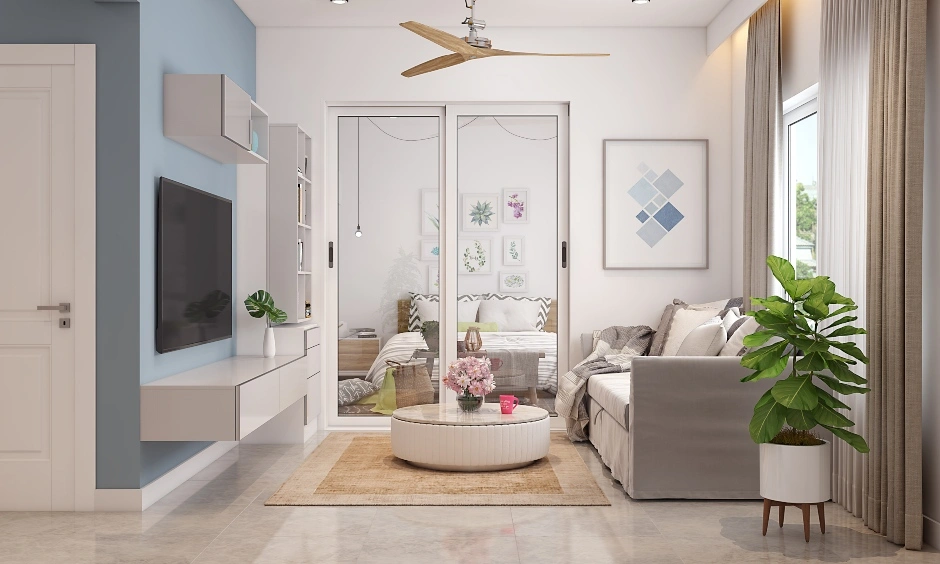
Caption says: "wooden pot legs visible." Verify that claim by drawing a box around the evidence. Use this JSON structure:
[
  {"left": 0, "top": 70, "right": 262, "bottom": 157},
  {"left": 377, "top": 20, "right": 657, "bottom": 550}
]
[{"left": 762, "top": 499, "right": 825, "bottom": 542}]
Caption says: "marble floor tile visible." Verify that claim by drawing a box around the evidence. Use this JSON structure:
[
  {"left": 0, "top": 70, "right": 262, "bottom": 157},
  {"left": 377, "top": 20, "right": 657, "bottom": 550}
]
[
  {"left": 355, "top": 535, "right": 521, "bottom": 564},
  {"left": 516, "top": 535, "right": 683, "bottom": 564},
  {"left": 368, "top": 506, "right": 516, "bottom": 539}
]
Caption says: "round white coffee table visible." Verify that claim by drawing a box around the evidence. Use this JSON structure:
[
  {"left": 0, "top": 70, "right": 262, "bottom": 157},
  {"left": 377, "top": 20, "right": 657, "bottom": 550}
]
[{"left": 391, "top": 404, "right": 551, "bottom": 472}]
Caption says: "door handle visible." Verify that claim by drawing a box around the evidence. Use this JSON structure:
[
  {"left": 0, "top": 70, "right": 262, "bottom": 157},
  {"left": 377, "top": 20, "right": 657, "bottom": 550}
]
[
  {"left": 37, "top": 303, "right": 70, "bottom": 313},
  {"left": 329, "top": 242, "right": 334, "bottom": 268},
  {"left": 562, "top": 242, "right": 568, "bottom": 269}
]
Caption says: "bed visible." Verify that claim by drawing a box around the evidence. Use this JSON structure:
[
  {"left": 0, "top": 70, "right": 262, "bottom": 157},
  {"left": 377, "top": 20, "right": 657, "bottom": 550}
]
[{"left": 364, "top": 299, "right": 559, "bottom": 395}]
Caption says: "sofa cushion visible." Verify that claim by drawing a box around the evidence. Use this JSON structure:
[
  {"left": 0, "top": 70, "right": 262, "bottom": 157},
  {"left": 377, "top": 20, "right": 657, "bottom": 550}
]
[
  {"left": 720, "top": 316, "right": 761, "bottom": 356},
  {"left": 587, "top": 373, "right": 631, "bottom": 429},
  {"left": 677, "top": 320, "right": 727, "bottom": 356},
  {"left": 661, "top": 307, "right": 724, "bottom": 356}
]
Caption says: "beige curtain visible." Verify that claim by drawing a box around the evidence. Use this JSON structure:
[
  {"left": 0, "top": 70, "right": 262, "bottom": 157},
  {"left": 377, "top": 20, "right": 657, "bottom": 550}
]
[
  {"left": 743, "top": 0, "right": 782, "bottom": 308},
  {"left": 865, "top": 0, "right": 927, "bottom": 550},
  {"left": 818, "top": 0, "right": 870, "bottom": 518}
]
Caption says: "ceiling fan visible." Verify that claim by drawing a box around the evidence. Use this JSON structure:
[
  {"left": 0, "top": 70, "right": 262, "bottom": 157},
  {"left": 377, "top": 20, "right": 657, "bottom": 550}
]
[{"left": 400, "top": 0, "right": 610, "bottom": 78}]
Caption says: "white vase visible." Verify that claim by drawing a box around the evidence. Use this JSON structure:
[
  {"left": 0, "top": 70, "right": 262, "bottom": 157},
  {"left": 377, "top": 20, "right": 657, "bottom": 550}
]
[
  {"left": 759, "top": 441, "right": 831, "bottom": 503},
  {"left": 263, "top": 327, "right": 276, "bottom": 358}
]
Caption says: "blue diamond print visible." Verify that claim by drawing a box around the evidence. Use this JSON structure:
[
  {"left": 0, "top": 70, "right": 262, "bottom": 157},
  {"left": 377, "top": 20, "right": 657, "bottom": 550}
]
[
  {"left": 637, "top": 219, "right": 668, "bottom": 247},
  {"left": 644, "top": 169, "right": 659, "bottom": 182},
  {"left": 645, "top": 201, "right": 660, "bottom": 215},
  {"left": 653, "top": 202, "right": 685, "bottom": 232},
  {"left": 654, "top": 169, "right": 684, "bottom": 198},
  {"left": 653, "top": 194, "right": 667, "bottom": 207},
  {"left": 636, "top": 210, "right": 650, "bottom": 223},
  {"left": 628, "top": 178, "right": 658, "bottom": 206}
]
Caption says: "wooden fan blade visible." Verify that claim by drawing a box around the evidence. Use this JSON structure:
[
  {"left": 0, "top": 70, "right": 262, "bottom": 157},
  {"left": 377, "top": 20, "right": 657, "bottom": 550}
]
[
  {"left": 484, "top": 48, "right": 610, "bottom": 58},
  {"left": 402, "top": 54, "right": 468, "bottom": 77},
  {"left": 400, "top": 21, "right": 475, "bottom": 56}
]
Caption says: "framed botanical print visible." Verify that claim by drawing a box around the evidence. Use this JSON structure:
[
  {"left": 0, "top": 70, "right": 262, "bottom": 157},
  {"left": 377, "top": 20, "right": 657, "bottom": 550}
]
[
  {"left": 461, "top": 193, "right": 499, "bottom": 232},
  {"left": 502, "top": 189, "right": 529, "bottom": 224},
  {"left": 458, "top": 238, "right": 491, "bottom": 274},
  {"left": 420, "top": 239, "right": 440, "bottom": 262},
  {"left": 421, "top": 189, "right": 440, "bottom": 235},
  {"left": 503, "top": 236, "right": 525, "bottom": 266},
  {"left": 428, "top": 266, "right": 440, "bottom": 295},
  {"left": 499, "top": 271, "right": 529, "bottom": 293},
  {"left": 603, "top": 139, "right": 708, "bottom": 269}
]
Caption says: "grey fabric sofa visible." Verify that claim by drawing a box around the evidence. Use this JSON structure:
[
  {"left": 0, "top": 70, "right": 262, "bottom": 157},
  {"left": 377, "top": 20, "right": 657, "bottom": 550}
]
[{"left": 581, "top": 334, "right": 779, "bottom": 500}]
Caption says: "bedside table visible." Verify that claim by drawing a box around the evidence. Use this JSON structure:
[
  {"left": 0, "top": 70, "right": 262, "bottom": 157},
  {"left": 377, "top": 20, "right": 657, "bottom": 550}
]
[{"left": 338, "top": 336, "right": 381, "bottom": 377}]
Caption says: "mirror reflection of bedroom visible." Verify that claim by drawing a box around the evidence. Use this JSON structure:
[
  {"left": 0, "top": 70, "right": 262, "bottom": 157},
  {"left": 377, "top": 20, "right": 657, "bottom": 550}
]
[{"left": 336, "top": 111, "right": 560, "bottom": 419}]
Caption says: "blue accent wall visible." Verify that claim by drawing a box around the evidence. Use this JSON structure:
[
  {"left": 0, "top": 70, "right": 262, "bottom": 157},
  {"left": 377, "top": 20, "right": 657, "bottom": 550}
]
[
  {"left": 0, "top": 0, "right": 143, "bottom": 490},
  {"left": 138, "top": 0, "right": 255, "bottom": 487}
]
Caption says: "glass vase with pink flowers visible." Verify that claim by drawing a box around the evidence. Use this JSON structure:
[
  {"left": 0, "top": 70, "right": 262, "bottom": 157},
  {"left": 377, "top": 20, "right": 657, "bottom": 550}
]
[{"left": 443, "top": 356, "right": 495, "bottom": 413}]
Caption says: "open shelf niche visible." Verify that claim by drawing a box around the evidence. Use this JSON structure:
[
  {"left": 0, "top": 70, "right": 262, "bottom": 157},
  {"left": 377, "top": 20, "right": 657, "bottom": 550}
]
[{"left": 269, "top": 124, "right": 314, "bottom": 324}]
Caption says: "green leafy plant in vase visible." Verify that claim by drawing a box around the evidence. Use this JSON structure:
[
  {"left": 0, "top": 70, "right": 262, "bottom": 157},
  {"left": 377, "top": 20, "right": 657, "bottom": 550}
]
[
  {"left": 741, "top": 256, "right": 869, "bottom": 532},
  {"left": 420, "top": 321, "right": 440, "bottom": 352},
  {"left": 245, "top": 290, "right": 287, "bottom": 358}
]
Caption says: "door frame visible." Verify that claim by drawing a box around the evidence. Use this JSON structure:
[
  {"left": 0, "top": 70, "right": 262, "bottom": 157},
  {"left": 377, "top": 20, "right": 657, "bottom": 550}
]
[
  {"left": 323, "top": 102, "right": 569, "bottom": 431},
  {"left": 0, "top": 44, "right": 97, "bottom": 510}
]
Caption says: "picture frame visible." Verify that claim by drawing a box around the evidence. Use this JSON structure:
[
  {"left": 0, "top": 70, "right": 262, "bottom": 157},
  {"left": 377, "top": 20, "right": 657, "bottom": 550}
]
[
  {"left": 421, "top": 189, "right": 440, "bottom": 236},
  {"left": 503, "top": 236, "right": 525, "bottom": 266},
  {"left": 428, "top": 266, "right": 440, "bottom": 295},
  {"left": 502, "top": 188, "right": 529, "bottom": 224},
  {"left": 420, "top": 239, "right": 440, "bottom": 262},
  {"left": 499, "top": 271, "right": 529, "bottom": 293},
  {"left": 461, "top": 193, "right": 499, "bottom": 232},
  {"left": 458, "top": 238, "right": 492, "bottom": 274},
  {"left": 603, "top": 139, "right": 709, "bottom": 269}
]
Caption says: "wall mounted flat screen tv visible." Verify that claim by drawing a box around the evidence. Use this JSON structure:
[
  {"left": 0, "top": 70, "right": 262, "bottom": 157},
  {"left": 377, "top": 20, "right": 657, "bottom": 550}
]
[{"left": 156, "top": 177, "right": 233, "bottom": 353}]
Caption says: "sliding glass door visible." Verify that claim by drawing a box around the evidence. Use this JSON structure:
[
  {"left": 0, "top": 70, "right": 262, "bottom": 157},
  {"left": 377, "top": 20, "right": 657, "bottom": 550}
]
[{"left": 325, "top": 104, "right": 568, "bottom": 429}]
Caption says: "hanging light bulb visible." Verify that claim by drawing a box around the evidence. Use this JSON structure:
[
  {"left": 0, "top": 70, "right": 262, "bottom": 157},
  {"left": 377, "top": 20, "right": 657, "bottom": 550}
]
[{"left": 355, "top": 225, "right": 362, "bottom": 238}]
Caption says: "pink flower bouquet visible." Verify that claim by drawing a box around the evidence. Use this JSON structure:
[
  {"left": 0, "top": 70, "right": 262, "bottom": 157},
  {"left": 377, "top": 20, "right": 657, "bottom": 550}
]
[{"left": 443, "top": 356, "right": 495, "bottom": 397}]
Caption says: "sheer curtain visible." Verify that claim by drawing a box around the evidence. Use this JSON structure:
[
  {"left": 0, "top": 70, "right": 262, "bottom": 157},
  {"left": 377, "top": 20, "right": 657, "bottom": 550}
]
[{"left": 817, "top": 0, "right": 870, "bottom": 519}]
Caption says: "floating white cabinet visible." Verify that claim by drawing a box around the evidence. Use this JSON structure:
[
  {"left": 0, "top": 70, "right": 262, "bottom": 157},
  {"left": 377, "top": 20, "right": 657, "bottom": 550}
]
[
  {"left": 164, "top": 74, "right": 269, "bottom": 165},
  {"left": 268, "top": 124, "right": 314, "bottom": 323},
  {"left": 140, "top": 325, "right": 320, "bottom": 442}
]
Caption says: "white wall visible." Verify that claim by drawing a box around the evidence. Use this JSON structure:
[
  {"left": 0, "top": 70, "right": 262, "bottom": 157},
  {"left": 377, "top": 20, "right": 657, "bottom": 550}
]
[
  {"left": 257, "top": 26, "right": 733, "bottom": 364},
  {"left": 730, "top": 23, "right": 748, "bottom": 299},
  {"left": 781, "top": 0, "right": 822, "bottom": 101},
  {"left": 923, "top": 0, "right": 940, "bottom": 548}
]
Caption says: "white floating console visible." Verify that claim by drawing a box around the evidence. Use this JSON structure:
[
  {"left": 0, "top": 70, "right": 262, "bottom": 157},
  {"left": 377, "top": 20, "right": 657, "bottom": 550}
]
[
  {"left": 141, "top": 325, "right": 320, "bottom": 442},
  {"left": 164, "top": 74, "right": 269, "bottom": 165}
]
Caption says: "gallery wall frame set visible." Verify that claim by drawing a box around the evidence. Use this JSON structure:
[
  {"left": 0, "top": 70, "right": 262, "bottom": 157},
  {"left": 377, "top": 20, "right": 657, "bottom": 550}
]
[{"left": 603, "top": 139, "right": 709, "bottom": 270}]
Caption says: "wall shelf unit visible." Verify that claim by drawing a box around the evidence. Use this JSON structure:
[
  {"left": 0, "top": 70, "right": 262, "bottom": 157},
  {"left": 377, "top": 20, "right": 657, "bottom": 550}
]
[
  {"left": 269, "top": 124, "right": 314, "bottom": 324},
  {"left": 164, "top": 74, "right": 269, "bottom": 165}
]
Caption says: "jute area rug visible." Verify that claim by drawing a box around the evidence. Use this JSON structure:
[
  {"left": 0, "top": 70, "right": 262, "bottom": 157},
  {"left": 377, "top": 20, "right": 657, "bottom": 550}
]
[{"left": 265, "top": 433, "right": 610, "bottom": 506}]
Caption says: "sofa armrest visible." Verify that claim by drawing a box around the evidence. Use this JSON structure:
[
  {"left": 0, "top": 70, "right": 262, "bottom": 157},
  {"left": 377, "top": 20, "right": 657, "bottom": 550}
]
[{"left": 626, "top": 356, "right": 783, "bottom": 499}]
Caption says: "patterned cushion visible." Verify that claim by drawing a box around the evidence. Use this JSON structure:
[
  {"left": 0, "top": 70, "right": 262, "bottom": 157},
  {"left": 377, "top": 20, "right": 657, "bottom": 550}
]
[
  {"left": 482, "top": 294, "right": 552, "bottom": 331},
  {"left": 408, "top": 293, "right": 480, "bottom": 332},
  {"left": 649, "top": 298, "right": 743, "bottom": 356},
  {"left": 337, "top": 378, "right": 379, "bottom": 407}
]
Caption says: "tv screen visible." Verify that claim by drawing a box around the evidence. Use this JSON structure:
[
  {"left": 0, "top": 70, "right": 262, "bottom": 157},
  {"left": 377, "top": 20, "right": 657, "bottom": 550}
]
[{"left": 156, "top": 177, "right": 233, "bottom": 353}]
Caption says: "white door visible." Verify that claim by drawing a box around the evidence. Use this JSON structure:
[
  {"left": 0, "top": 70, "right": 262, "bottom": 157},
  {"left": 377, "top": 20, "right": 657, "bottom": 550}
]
[{"left": 0, "top": 49, "right": 80, "bottom": 510}]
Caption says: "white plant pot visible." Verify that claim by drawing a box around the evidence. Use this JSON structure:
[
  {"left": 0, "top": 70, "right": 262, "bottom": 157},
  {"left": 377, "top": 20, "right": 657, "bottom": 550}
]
[
  {"left": 760, "top": 441, "right": 831, "bottom": 503},
  {"left": 263, "top": 327, "right": 276, "bottom": 358}
]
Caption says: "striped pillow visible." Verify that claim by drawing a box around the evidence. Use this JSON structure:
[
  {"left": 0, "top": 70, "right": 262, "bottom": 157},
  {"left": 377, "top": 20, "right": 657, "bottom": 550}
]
[
  {"left": 408, "top": 293, "right": 480, "bottom": 332},
  {"left": 482, "top": 294, "right": 552, "bottom": 331}
]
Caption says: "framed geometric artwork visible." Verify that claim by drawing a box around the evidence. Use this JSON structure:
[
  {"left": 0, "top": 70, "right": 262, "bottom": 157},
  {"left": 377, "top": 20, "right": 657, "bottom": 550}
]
[
  {"left": 420, "top": 239, "right": 440, "bottom": 262},
  {"left": 603, "top": 139, "right": 708, "bottom": 269},
  {"left": 421, "top": 189, "right": 440, "bottom": 236},
  {"left": 503, "top": 236, "right": 525, "bottom": 266},
  {"left": 458, "top": 238, "right": 492, "bottom": 274},
  {"left": 428, "top": 266, "right": 440, "bottom": 295},
  {"left": 461, "top": 193, "right": 499, "bottom": 232},
  {"left": 502, "top": 188, "right": 529, "bottom": 224},
  {"left": 499, "top": 271, "right": 529, "bottom": 293}
]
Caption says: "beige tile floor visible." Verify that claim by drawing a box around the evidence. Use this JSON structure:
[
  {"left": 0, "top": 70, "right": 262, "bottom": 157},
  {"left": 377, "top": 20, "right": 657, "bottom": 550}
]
[{"left": 0, "top": 433, "right": 936, "bottom": 564}]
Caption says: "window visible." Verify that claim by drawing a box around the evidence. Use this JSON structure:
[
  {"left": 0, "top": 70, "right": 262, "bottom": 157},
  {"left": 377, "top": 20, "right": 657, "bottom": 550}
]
[{"left": 784, "top": 96, "right": 818, "bottom": 280}]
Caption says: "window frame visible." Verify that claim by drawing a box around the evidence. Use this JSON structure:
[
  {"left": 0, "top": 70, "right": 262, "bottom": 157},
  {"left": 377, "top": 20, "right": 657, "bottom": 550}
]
[{"left": 782, "top": 86, "right": 819, "bottom": 279}]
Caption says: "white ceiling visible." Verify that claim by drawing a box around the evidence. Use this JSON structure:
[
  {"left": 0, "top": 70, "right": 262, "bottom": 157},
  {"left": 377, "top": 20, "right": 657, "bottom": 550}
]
[{"left": 235, "top": 0, "right": 734, "bottom": 29}]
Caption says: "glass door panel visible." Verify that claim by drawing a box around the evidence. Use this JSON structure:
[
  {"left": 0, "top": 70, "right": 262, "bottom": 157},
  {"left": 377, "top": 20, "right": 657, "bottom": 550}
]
[
  {"left": 336, "top": 114, "right": 442, "bottom": 418},
  {"left": 454, "top": 115, "right": 559, "bottom": 414}
]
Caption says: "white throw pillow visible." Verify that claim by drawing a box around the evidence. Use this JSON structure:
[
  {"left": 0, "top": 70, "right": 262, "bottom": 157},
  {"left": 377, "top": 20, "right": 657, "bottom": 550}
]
[
  {"left": 721, "top": 309, "right": 741, "bottom": 334},
  {"left": 415, "top": 299, "right": 480, "bottom": 326},
  {"left": 720, "top": 316, "right": 761, "bottom": 356},
  {"left": 478, "top": 299, "right": 541, "bottom": 332},
  {"left": 677, "top": 321, "right": 727, "bottom": 356},
  {"left": 661, "top": 307, "right": 724, "bottom": 356}
]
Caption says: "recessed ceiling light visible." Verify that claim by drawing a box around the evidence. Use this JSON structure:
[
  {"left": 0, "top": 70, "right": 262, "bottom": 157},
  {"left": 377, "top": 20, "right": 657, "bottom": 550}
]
[
  {"left": 632, "top": 0, "right": 651, "bottom": 4},
  {"left": 330, "top": 0, "right": 348, "bottom": 4}
]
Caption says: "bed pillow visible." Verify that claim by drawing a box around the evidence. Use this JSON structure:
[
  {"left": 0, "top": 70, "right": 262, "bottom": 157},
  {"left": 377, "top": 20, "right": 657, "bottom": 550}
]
[
  {"left": 676, "top": 319, "right": 727, "bottom": 356},
  {"left": 661, "top": 306, "right": 724, "bottom": 356},
  {"left": 337, "top": 378, "right": 379, "bottom": 407},
  {"left": 408, "top": 293, "right": 480, "bottom": 331},
  {"left": 457, "top": 322, "right": 499, "bottom": 332},
  {"left": 414, "top": 299, "right": 481, "bottom": 329},
  {"left": 482, "top": 294, "right": 551, "bottom": 331},
  {"left": 478, "top": 299, "right": 541, "bottom": 332}
]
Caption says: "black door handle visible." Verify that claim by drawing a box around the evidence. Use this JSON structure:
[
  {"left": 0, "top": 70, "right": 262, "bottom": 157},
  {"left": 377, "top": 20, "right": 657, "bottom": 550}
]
[
  {"left": 562, "top": 241, "right": 568, "bottom": 268},
  {"left": 329, "top": 242, "right": 334, "bottom": 268}
]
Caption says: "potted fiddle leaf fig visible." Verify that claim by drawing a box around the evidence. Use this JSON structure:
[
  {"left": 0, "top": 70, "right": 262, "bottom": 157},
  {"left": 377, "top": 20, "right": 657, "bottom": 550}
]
[
  {"left": 244, "top": 290, "right": 288, "bottom": 358},
  {"left": 742, "top": 256, "right": 869, "bottom": 509}
]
